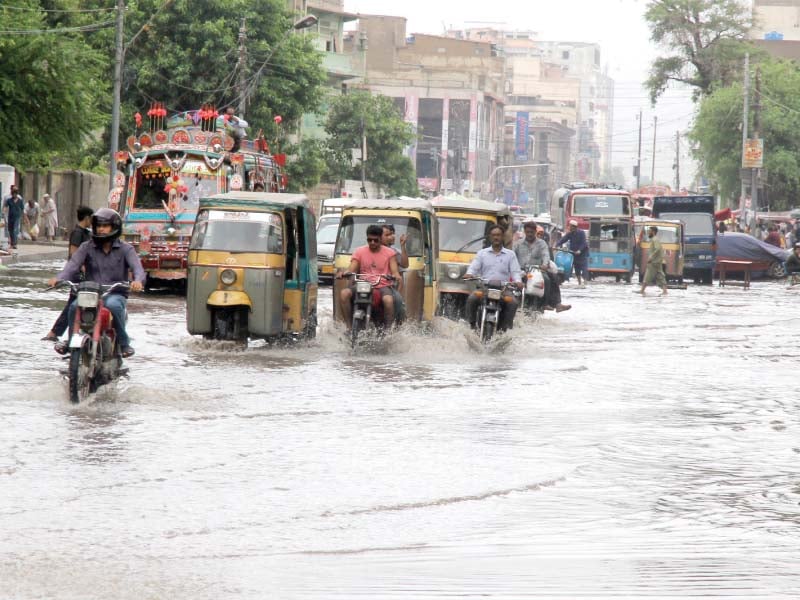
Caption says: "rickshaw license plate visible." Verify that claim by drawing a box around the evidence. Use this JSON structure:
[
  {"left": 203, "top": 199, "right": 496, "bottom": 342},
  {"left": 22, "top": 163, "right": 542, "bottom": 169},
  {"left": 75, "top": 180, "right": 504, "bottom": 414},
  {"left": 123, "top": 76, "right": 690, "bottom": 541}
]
[{"left": 161, "top": 260, "right": 181, "bottom": 268}]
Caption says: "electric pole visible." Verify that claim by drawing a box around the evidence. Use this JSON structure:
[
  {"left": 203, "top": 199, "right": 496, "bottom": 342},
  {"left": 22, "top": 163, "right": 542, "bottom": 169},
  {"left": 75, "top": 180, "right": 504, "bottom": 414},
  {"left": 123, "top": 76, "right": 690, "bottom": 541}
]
[
  {"left": 740, "top": 53, "right": 750, "bottom": 223},
  {"left": 674, "top": 131, "right": 680, "bottom": 191},
  {"left": 237, "top": 18, "right": 248, "bottom": 116},
  {"left": 108, "top": 0, "right": 125, "bottom": 190},
  {"left": 636, "top": 109, "right": 642, "bottom": 189},
  {"left": 751, "top": 65, "right": 761, "bottom": 235},
  {"left": 651, "top": 115, "right": 658, "bottom": 184}
]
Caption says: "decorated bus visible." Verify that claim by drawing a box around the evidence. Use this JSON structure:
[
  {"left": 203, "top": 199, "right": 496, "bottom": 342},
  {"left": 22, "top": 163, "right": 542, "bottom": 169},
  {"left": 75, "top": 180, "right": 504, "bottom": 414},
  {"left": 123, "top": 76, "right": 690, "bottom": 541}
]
[{"left": 110, "top": 102, "right": 286, "bottom": 288}]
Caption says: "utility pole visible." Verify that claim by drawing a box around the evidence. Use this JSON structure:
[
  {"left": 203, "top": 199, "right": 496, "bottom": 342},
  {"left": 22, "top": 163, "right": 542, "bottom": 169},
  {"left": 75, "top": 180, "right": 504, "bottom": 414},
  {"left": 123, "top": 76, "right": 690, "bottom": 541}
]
[
  {"left": 636, "top": 109, "right": 643, "bottom": 189},
  {"left": 651, "top": 115, "right": 658, "bottom": 184},
  {"left": 360, "top": 116, "right": 367, "bottom": 198},
  {"left": 674, "top": 131, "right": 680, "bottom": 191},
  {"left": 751, "top": 65, "right": 761, "bottom": 235},
  {"left": 740, "top": 53, "right": 750, "bottom": 225},
  {"left": 236, "top": 18, "right": 248, "bottom": 115},
  {"left": 108, "top": 0, "right": 125, "bottom": 190}
]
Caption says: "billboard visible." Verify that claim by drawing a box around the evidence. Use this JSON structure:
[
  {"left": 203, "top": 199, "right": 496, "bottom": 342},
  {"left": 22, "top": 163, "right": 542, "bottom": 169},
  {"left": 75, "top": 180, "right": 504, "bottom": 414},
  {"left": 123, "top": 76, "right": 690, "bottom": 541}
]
[
  {"left": 515, "top": 112, "right": 529, "bottom": 161},
  {"left": 742, "top": 138, "right": 763, "bottom": 169}
]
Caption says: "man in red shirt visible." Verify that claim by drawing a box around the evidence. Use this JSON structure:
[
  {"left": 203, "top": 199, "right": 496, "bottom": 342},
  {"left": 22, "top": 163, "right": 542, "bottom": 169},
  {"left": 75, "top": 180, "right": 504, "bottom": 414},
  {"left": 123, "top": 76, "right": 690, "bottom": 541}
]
[{"left": 337, "top": 224, "right": 402, "bottom": 327}]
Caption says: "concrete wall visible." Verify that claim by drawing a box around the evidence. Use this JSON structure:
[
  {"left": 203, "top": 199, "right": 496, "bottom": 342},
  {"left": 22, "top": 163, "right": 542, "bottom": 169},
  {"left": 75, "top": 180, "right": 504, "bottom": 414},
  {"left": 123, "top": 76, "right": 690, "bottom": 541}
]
[{"left": 19, "top": 170, "right": 108, "bottom": 238}]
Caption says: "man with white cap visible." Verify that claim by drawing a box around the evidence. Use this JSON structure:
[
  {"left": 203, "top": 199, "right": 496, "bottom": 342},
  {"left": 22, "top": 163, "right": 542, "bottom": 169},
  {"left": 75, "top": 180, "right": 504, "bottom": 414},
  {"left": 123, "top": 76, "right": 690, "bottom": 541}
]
[{"left": 556, "top": 219, "right": 590, "bottom": 286}]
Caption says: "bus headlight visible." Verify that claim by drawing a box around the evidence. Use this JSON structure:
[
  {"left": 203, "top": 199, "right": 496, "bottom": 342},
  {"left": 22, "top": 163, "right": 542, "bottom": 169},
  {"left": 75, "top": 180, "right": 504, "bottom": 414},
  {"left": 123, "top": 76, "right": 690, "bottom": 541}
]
[{"left": 220, "top": 269, "right": 237, "bottom": 285}]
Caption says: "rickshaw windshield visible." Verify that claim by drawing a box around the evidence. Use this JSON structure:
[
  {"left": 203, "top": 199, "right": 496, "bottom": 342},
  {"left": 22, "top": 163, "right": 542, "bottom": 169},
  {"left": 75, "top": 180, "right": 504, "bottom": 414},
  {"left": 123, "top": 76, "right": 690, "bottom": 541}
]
[
  {"left": 651, "top": 227, "right": 680, "bottom": 243},
  {"left": 133, "top": 159, "right": 222, "bottom": 211},
  {"left": 190, "top": 209, "right": 283, "bottom": 253},
  {"left": 438, "top": 217, "right": 491, "bottom": 252},
  {"left": 335, "top": 215, "right": 424, "bottom": 256}
]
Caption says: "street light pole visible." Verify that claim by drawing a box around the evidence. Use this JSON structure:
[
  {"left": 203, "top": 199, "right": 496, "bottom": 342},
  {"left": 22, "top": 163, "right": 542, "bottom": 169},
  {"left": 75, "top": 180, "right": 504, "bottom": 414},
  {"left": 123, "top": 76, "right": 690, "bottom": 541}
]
[{"left": 108, "top": 0, "right": 125, "bottom": 191}]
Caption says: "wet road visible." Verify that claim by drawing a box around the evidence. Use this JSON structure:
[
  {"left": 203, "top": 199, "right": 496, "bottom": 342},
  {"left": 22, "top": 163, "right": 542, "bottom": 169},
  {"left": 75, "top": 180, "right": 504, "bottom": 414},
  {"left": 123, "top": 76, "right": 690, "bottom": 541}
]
[{"left": 2, "top": 260, "right": 799, "bottom": 599}]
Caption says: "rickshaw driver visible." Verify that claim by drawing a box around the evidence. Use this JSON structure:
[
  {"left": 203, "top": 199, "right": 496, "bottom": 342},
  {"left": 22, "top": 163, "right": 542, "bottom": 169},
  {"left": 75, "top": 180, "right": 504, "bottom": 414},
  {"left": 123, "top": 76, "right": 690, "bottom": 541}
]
[
  {"left": 337, "top": 224, "right": 403, "bottom": 329},
  {"left": 464, "top": 225, "right": 524, "bottom": 331}
]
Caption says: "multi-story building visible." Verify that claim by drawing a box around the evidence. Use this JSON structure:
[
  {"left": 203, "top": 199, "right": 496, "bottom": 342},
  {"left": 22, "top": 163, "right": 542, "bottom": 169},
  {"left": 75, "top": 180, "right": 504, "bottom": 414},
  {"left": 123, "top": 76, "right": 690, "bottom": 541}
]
[
  {"left": 750, "top": 0, "right": 800, "bottom": 60},
  {"left": 349, "top": 16, "right": 506, "bottom": 195},
  {"left": 288, "top": 0, "right": 365, "bottom": 139}
]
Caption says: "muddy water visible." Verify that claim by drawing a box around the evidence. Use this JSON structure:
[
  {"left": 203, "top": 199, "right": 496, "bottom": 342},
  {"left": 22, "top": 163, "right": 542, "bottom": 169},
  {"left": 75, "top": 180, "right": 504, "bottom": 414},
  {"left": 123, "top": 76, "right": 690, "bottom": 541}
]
[{"left": 2, "top": 260, "right": 799, "bottom": 598}]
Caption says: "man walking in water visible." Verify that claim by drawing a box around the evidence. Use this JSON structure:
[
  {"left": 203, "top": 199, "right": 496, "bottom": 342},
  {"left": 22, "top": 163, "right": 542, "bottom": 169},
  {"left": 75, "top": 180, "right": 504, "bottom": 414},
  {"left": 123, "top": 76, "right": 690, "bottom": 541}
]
[{"left": 638, "top": 225, "right": 668, "bottom": 296}]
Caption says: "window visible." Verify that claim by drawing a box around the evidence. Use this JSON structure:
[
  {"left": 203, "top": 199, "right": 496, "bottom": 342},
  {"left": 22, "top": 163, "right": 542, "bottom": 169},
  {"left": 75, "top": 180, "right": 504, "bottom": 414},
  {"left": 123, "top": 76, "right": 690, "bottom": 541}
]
[
  {"left": 189, "top": 210, "right": 283, "bottom": 253},
  {"left": 438, "top": 217, "right": 492, "bottom": 252},
  {"left": 336, "top": 216, "right": 424, "bottom": 256}
]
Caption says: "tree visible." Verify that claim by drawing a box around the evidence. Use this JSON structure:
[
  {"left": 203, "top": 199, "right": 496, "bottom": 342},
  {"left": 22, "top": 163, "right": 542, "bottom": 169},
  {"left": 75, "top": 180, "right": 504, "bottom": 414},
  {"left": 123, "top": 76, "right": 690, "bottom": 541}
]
[
  {"left": 644, "top": 0, "right": 753, "bottom": 103},
  {"left": 284, "top": 138, "right": 327, "bottom": 193},
  {"left": 324, "top": 91, "right": 418, "bottom": 196},
  {"left": 119, "top": 0, "right": 325, "bottom": 141},
  {"left": 0, "top": 2, "right": 108, "bottom": 168},
  {"left": 689, "top": 59, "right": 800, "bottom": 209}
]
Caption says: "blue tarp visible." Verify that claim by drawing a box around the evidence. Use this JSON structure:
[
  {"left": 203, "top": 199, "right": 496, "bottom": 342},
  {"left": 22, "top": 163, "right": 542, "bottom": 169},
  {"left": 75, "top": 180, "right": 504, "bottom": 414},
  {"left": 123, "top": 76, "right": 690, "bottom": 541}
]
[{"left": 717, "top": 232, "right": 790, "bottom": 263}]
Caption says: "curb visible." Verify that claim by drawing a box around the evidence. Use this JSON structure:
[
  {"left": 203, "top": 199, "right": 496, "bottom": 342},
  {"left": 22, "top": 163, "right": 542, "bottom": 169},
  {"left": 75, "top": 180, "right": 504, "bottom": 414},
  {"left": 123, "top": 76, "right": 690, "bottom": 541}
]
[{"left": 0, "top": 248, "right": 67, "bottom": 266}]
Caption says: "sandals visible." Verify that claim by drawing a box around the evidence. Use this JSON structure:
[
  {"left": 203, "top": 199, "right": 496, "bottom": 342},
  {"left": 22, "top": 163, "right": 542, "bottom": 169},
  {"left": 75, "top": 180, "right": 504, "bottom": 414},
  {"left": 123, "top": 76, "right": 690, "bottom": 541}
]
[
  {"left": 121, "top": 346, "right": 135, "bottom": 358},
  {"left": 41, "top": 333, "right": 59, "bottom": 342}
]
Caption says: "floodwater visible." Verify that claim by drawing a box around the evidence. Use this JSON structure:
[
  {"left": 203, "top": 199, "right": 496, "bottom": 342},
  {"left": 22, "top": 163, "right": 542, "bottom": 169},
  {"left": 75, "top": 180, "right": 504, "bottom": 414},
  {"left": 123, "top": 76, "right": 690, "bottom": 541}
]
[{"left": 2, "top": 260, "right": 799, "bottom": 599}]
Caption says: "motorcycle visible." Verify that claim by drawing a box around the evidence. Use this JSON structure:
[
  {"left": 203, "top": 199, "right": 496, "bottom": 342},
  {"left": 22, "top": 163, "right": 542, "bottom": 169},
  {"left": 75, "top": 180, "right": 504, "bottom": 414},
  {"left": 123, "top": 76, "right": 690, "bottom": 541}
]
[
  {"left": 521, "top": 264, "right": 546, "bottom": 314},
  {"left": 344, "top": 273, "right": 398, "bottom": 349},
  {"left": 466, "top": 277, "right": 519, "bottom": 344},
  {"left": 52, "top": 280, "right": 129, "bottom": 403}
]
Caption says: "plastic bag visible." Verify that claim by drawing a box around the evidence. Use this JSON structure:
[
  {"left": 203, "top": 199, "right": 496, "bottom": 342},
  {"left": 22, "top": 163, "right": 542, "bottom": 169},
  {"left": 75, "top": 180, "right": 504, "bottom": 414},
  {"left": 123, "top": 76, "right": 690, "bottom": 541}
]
[{"left": 525, "top": 268, "right": 545, "bottom": 297}]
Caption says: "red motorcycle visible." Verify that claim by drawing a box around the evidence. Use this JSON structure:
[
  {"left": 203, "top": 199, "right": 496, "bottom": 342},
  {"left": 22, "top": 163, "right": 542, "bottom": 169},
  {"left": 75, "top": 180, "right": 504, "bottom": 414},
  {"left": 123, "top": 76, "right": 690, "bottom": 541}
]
[{"left": 52, "top": 280, "right": 129, "bottom": 403}]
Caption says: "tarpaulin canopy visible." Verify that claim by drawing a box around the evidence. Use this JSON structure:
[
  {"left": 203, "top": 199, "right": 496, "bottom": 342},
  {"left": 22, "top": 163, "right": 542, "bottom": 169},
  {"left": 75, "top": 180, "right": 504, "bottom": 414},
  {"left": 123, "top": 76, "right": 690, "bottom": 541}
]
[{"left": 715, "top": 207, "right": 731, "bottom": 221}]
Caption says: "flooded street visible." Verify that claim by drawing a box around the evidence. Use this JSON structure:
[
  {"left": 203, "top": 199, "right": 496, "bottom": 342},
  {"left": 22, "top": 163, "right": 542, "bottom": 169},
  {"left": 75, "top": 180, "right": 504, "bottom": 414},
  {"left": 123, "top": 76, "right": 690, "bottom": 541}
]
[{"left": 2, "top": 260, "right": 799, "bottom": 598}]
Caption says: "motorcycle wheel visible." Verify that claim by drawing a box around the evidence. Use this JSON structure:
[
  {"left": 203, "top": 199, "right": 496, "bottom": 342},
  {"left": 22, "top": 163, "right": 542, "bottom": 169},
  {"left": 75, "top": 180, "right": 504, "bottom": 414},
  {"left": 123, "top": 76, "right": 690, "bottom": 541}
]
[
  {"left": 68, "top": 343, "right": 93, "bottom": 404},
  {"left": 350, "top": 305, "right": 370, "bottom": 349},
  {"left": 481, "top": 320, "right": 495, "bottom": 344}
]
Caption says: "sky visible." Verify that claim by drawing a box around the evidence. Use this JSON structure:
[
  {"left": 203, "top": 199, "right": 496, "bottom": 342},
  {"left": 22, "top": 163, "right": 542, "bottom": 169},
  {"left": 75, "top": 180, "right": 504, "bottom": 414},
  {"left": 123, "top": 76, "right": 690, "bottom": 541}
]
[{"left": 344, "top": 0, "right": 698, "bottom": 187}]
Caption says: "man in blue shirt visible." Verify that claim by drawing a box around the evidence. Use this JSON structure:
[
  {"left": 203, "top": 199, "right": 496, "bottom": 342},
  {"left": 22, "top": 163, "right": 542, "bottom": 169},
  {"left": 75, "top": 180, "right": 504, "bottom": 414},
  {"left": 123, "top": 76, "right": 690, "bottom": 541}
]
[
  {"left": 557, "top": 219, "right": 590, "bottom": 286},
  {"left": 3, "top": 185, "right": 25, "bottom": 249},
  {"left": 464, "top": 225, "right": 523, "bottom": 331},
  {"left": 48, "top": 208, "right": 146, "bottom": 358}
]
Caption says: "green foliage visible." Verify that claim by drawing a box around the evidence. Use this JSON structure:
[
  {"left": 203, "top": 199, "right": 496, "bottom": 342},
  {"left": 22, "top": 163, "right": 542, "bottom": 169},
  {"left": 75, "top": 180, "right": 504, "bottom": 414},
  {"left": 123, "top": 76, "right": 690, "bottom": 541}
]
[
  {"left": 324, "top": 91, "right": 418, "bottom": 196},
  {"left": 0, "top": 1, "right": 109, "bottom": 168},
  {"left": 120, "top": 0, "right": 325, "bottom": 140},
  {"left": 689, "top": 59, "right": 800, "bottom": 209},
  {"left": 644, "top": 0, "right": 753, "bottom": 103},
  {"left": 284, "top": 138, "right": 327, "bottom": 193}
]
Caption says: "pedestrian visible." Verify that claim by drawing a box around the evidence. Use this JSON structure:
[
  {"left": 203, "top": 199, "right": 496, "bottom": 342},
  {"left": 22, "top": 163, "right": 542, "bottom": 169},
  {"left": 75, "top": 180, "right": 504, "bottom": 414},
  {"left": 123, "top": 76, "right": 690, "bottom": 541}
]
[
  {"left": 764, "top": 224, "right": 782, "bottom": 248},
  {"left": 638, "top": 225, "right": 668, "bottom": 296},
  {"left": 41, "top": 206, "right": 95, "bottom": 342},
  {"left": 556, "top": 219, "right": 590, "bottom": 286},
  {"left": 40, "top": 193, "right": 58, "bottom": 241},
  {"left": 3, "top": 184, "right": 25, "bottom": 249},
  {"left": 717, "top": 221, "right": 727, "bottom": 234},
  {"left": 23, "top": 197, "right": 40, "bottom": 241}
]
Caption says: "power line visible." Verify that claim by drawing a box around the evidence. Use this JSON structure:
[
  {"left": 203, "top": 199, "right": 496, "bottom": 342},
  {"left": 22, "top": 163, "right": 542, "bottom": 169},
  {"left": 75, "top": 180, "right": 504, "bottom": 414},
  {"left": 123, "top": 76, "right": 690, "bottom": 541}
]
[
  {"left": 0, "top": 3, "right": 115, "bottom": 12},
  {"left": 0, "top": 19, "right": 116, "bottom": 34}
]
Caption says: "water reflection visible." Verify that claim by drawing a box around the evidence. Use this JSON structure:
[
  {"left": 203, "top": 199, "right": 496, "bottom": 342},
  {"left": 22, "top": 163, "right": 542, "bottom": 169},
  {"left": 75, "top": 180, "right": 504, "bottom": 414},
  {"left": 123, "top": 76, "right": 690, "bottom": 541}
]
[{"left": 64, "top": 406, "right": 128, "bottom": 466}]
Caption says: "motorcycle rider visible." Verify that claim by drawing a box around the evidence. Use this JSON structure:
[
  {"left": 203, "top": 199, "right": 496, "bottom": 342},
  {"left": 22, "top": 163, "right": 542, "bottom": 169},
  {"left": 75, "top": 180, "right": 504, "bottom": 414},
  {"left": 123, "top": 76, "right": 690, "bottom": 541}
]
[
  {"left": 337, "top": 224, "right": 402, "bottom": 329},
  {"left": 557, "top": 219, "right": 590, "bottom": 286},
  {"left": 48, "top": 208, "right": 145, "bottom": 358},
  {"left": 464, "top": 224, "right": 523, "bottom": 331},
  {"left": 514, "top": 221, "right": 571, "bottom": 312}
]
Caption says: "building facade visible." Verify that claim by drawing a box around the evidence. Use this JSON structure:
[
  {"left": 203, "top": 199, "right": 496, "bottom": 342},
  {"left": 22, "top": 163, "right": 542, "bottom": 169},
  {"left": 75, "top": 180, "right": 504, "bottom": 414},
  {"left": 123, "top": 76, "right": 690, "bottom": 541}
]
[{"left": 751, "top": 0, "right": 800, "bottom": 60}]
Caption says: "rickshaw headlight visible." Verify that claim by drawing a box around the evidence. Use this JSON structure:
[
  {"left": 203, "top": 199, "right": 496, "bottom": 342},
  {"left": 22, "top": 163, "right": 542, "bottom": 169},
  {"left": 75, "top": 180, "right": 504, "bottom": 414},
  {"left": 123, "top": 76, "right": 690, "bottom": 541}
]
[
  {"left": 447, "top": 265, "right": 462, "bottom": 280},
  {"left": 220, "top": 269, "right": 237, "bottom": 285}
]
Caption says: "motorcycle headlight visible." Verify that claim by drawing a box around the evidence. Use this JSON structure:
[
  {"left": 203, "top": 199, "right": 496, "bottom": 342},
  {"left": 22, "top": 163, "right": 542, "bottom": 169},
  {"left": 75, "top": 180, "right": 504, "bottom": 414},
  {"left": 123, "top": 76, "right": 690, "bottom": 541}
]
[
  {"left": 220, "top": 269, "right": 237, "bottom": 285},
  {"left": 76, "top": 291, "right": 99, "bottom": 308},
  {"left": 356, "top": 281, "right": 372, "bottom": 294},
  {"left": 487, "top": 289, "right": 502, "bottom": 300}
]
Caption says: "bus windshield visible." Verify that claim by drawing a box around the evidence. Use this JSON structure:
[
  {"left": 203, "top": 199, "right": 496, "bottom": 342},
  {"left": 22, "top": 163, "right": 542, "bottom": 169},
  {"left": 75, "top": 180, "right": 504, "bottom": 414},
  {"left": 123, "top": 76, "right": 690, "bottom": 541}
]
[
  {"left": 190, "top": 210, "right": 283, "bottom": 253},
  {"left": 335, "top": 215, "right": 424, "bottom": 256},
  {"left": 571, "top": 194, "right": 630, "bottom": 217},
  {"left": 438, "top": 217, "right": 492, "bottom": 252},
  {"left": 659, "top": 212, "right": 713, "bottom": 236},
  {"left": 132, "top": 159, "right": 222, "bottom": 211}
]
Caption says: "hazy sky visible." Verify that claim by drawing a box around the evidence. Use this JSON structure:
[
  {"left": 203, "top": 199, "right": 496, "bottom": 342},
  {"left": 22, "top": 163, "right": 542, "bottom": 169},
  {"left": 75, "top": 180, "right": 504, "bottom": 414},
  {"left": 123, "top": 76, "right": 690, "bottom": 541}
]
[{"left": 344, "top": 0, "right": 698, "bottom": 186}]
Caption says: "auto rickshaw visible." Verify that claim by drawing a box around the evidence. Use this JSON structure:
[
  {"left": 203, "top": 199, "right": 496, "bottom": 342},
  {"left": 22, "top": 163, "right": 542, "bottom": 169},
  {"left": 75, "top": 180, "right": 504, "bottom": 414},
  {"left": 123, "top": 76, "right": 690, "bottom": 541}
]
[
  {"left": 637, "top": 219, "right": 685, "bottom": 284},
  {"left": 430, "top": 196, "right": 510, "bottom": 319},
  {"left": 186, "top": 192, "right": 318, "bottom": 343},
  {"left": 332, "top": 198, "right": 438, "bottom": 326}
]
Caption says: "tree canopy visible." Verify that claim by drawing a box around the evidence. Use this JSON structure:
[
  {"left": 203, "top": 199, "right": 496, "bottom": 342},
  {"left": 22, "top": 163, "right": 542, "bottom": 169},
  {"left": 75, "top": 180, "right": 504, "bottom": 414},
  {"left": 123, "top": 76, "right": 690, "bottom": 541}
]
[
  {"left": 324, "top": 91, "right": 418, "bottom": 197},
  {"left": 689, "top": 59, "right": 800, "bottom": 209},
  {"left": 644, "top": 0, "right": 753, "bottom": 103},
  {"left": 0, "top": 2, "right": 108, "bottom": 167}
]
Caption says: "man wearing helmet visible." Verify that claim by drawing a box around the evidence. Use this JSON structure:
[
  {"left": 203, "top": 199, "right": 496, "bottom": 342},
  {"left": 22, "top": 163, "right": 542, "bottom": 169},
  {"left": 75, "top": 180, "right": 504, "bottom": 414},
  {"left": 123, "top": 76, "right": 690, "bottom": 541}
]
[{"left": 48, "top": 208, "right": 146, "bottom": 358}]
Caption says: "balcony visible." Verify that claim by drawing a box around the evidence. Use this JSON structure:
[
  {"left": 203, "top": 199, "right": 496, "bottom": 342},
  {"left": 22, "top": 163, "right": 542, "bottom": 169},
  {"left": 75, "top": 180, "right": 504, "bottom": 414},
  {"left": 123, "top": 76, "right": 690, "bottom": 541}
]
[{"left": 322, "top": 51, "right": 363, "bottom": 79}]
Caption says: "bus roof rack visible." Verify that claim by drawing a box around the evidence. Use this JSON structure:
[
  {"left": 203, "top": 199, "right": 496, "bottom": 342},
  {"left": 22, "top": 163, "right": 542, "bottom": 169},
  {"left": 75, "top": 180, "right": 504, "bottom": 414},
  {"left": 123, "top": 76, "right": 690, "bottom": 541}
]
[{"left": 560, "top": 182, "right": 626, "bottom": 191}]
